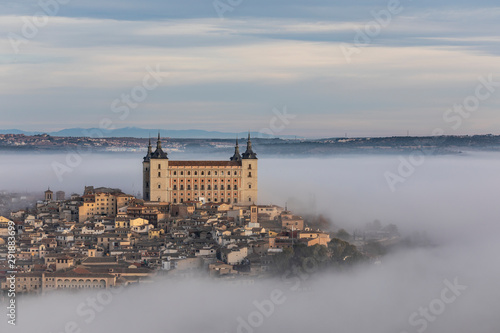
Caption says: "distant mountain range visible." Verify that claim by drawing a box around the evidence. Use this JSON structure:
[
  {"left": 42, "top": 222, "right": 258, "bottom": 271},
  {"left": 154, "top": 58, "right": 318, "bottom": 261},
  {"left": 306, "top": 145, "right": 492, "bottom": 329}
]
[{"left": 0, "top": 127, "right": 298, "bottom": 139}]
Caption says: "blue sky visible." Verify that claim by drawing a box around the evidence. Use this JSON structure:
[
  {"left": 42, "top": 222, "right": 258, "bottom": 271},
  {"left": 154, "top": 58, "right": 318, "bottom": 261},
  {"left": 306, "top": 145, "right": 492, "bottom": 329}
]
[{"left": 1, "top": 0, "right": 500, "bottom": 137}]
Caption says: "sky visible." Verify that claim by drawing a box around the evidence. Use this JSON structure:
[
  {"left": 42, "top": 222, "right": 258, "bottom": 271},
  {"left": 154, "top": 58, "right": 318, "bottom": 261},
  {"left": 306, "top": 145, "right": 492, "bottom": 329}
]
[{"left": 1, "top": 1, "right": 500, "bottom": 137}]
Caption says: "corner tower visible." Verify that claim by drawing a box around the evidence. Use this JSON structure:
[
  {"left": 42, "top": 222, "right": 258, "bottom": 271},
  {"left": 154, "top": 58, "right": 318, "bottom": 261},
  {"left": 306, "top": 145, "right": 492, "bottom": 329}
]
[
  {"left": 143, "top": 133, "right": 169, "bottom": 202},
  {"left": 240, "top": 133, "right": 258, "bottom": 203}
]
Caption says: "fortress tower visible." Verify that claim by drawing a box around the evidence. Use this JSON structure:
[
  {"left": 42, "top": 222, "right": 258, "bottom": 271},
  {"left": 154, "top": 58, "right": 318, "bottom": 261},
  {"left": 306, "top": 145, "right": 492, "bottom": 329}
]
[{"left": 143, "top": 133, "right": 258, "bottom": 204}]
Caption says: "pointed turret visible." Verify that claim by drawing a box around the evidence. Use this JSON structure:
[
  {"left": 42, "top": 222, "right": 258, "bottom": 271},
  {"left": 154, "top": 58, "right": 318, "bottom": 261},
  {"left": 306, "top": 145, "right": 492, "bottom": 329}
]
[
  {"left": 143, "top": 137, "right": 153, "bottom": 161},
  {"left": 151, "top": 131, "right": 168, "bottom": 159},
  {"left": 230, "top": 137, "right": 242, "bottom": 161},
  {"left": 242, "top": 132, "right": 257, "bottom": 159},
  {"left": 156, "top": 132, "right": 161, "bottom": 149}
]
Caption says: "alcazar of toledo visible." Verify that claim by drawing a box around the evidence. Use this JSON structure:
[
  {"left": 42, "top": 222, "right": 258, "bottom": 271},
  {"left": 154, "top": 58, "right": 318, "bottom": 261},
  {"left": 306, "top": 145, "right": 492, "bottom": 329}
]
[{"left": 143, "top": 133, "right": 258, "bottom": 205}]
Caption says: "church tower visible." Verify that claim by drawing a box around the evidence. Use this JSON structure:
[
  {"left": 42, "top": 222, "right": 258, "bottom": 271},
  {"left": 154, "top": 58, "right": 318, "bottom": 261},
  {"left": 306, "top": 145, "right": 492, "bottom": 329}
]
[
  {"left": 240, "top": 133, "right": 258, "bottom": 203},
  {"left": 45, "top": 188, "right": 53, "bottom": 202},
  {"left": 143, "top": 133, "right": 169, "bottom": 202}
]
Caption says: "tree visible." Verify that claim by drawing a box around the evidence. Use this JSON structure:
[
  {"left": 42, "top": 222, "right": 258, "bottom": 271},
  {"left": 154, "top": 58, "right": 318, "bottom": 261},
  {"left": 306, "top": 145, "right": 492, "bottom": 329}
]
[{"left": 336, "top": 228, "right": 351, "bottom": 241}]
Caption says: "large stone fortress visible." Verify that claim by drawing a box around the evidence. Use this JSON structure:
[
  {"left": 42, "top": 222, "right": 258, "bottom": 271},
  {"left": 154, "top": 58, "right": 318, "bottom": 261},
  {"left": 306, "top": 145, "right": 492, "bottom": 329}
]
[{"left": 143, "top": 134, "right": 258, "bottom": 204}]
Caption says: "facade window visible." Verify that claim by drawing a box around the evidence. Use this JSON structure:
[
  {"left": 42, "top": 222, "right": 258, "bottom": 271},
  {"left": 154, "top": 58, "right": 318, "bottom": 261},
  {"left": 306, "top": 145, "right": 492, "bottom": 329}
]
[
  {"left": 173, "top": 199, "right": 177, "bottom": 203},
  {"left": 221, "top": 185, "right": 225, "bottom": 190},
  {"left": 249, "top": 184, "right": 252, "bottom": 189},
  {"left": 221, "top": 171, "right": 224, "bottom": 175},
  {"left": 201, "top": 185, "right": 205, "bottom": 190},
  {"left": 201, "top": 171, "right": 204, "bottom": 175},
  {"left": 194, "top": 185, "right": 198, "bottom": 190},
  {"left": 158, "top": 164, "right": 161, "bottom": 169},
  {"left": 174, "top": 171, "right": 177, "bottom": 176},
  {"left": 214, "top": 185, "right": 218, "bottom": 190},
  {"left": 248, "top": 172, "right": 252, "bottom": 177},
  {"left": 234, "top": 185, "right": 237, "bottom": 190},
  {"left": 208, "top": 171, "right": 211, "bottom": 176},
  {"left": 173, "top": 185, "right": 177, "bottom": 190},
  {"left": 158, "top": 184, "right": 161, "bottom": 189},
  {"left": 158, "top": 172, "right": 161, "bottom": 177},
  {"left": 234, "top": 171, "right": 237, "bottom": 175},
  {"left": 187, "top": 185, "right": 191, "bottom": 190},
  {"left": 180, "top": 171, "right": 184, "bottom": 175},
  {"left": 194, "top": 171, "right": 198, "bottom": 175},
  {"left": 208, "top": 185, "right": 211, "bottom": 190},
  {"left": 180, "top": 185, "right": 184, "bottom": 190},
  {"left": 188, "top": 171, "right": 191, "bottom": 176},
  {"left": 248, "top": 164, "right": 252, "bottom": 169},
  {"left": 146, "top": 182, "right": 149, "bottom": 188}
]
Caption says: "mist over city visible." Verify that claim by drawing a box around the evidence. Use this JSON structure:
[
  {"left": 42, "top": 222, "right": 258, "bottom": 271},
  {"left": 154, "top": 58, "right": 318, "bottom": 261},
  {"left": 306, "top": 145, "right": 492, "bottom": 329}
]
[
  {"left": 1, "top": 151, "right": 499, "bottom": 332},
  {"left": 2, "top": 0, "right": 500, "bottom": 332}
]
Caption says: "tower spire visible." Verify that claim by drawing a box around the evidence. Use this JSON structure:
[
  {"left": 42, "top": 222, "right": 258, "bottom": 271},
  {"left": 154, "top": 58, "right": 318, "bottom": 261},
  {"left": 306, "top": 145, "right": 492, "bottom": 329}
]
[
  {"left": 144, "top": 135, "right": 153, "bottom": 161},
  {"left": 247, "top": 131, "right": 252, "bottom": 150},
  {"left": 157, "top": 131, "right": 162, "bottom": 149},
  {"left": 242, "top": 131, "right": 257, "bottom": 159},
  {"left": 230, "top": 135, "right": 242, "bottom": 161},
  {"left": 146, "top": 131, "right": 168, "bottom": 159}
]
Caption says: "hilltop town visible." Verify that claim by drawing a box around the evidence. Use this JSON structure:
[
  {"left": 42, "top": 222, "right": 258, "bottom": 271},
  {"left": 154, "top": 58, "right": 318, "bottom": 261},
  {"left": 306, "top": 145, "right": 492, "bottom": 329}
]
[
  {"left": 0, "top": 186, "right": 344, "bottom": 294},
  {"left": 0, "top": 185, "right": 405, "bottom": 297},
  {"left": 0, "top": 136, "right": 402, "bottom": 296}
]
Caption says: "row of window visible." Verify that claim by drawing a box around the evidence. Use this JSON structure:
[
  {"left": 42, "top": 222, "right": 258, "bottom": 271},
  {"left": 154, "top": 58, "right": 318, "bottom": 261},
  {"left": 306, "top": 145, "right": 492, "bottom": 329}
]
[
  {"left": 173, "top": 192, "right": 238, "bottom": 197},
  {"left": 172, "top": 185, "right": 238, "bottom": 190},
  {"left": 173, "top": 179, "right": 237, "bottom": 183},
  {"left": 153, "top": 184, "right": 252, "bottom": 190},
  {"left": 156, "top": 172, "right": 252, "bottom": 178},
  {"left": 173, "top": 198, "right": 238, "bottom": 204},
  {"left": 172, "top": 169, "right": 238, "bottom": 176},
  {"left": 147, "top": 183, "right": 252, "bottom": 190}
]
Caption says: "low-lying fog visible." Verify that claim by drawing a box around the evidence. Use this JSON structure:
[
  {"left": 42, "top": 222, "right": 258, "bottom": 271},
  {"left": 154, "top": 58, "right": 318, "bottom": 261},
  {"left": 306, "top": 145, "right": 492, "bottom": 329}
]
[{"left": 1, "top": 151, "right": 499, "bottom": 332}]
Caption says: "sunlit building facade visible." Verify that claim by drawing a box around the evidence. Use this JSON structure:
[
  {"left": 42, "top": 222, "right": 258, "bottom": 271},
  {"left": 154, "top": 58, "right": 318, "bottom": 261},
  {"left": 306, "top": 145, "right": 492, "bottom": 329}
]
[{"left": 143, "top": 134, "right": 258, "bottom": 204}]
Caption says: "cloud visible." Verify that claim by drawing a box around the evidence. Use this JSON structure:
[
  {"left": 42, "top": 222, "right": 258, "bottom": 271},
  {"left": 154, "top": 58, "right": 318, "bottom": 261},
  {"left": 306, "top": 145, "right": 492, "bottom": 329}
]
[{"left": 2, "top": 3, "right": 500, "bottom": 135}]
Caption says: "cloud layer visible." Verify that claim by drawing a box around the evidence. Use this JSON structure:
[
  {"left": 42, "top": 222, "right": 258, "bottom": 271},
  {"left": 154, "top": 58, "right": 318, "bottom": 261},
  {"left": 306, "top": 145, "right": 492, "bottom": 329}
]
[{"left": 1, "top": 1, "right": 500, "bottom": 136}]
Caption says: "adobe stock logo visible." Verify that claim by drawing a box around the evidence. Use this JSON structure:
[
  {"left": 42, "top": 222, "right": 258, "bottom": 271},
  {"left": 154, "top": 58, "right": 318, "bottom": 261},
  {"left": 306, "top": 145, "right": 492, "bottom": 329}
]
[
  {"left": 8, "top": 0, "right": 71, "bottom": 55},
  {"left": 340, "top": 0, "right": 406, "bottom": 63}
]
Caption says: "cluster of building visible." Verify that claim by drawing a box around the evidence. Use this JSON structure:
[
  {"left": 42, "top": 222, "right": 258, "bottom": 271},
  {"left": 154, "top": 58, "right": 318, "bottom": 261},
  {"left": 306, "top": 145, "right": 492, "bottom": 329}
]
[
  {"left": 0, "top": 136, "right": 331, "bottom": 295},
  {"left": 0, "top": 134, "right": 148, "bottom": 151}
]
